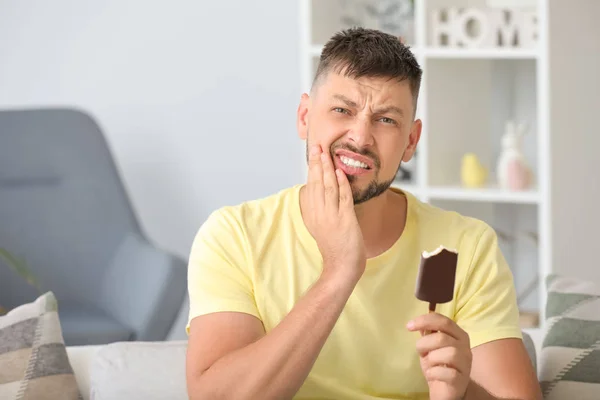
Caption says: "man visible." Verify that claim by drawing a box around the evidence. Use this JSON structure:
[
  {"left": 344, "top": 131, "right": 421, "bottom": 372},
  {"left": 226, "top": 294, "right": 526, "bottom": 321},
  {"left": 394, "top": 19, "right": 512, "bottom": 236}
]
[{"left": 185, "top": 28, "right": 541, "bottom": 400}]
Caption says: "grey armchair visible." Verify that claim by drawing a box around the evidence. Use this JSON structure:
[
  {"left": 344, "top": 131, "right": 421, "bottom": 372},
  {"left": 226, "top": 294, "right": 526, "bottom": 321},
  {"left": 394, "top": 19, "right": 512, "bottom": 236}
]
[{"left": 0, "top": 108, "right": 187, "bottom": 346}]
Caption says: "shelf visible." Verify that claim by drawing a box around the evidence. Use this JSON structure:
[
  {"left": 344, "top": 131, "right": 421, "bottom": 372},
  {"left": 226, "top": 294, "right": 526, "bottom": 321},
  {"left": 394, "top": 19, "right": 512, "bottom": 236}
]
[
  {"left": 300, "top": 0, "right": 571, "bottom": 342},
  {"left": 309, "top": 45, "right": 538, "bottom": 60},
  {"left": 375, "top": 183, "right": 539, "bottom": 205},
  {"left": 423, "top": 47, "right": 539, "bottom": 60},
  {"left": 427, "top": 186, "right": 539, "bottom": 204}
]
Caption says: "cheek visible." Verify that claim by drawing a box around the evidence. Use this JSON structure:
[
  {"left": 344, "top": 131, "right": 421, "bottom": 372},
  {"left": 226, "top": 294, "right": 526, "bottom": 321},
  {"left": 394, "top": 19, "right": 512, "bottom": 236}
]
[
  {"left": 309, "top": 116, "right": 347, "bottom": 149},
  {"left": 379, "top": 137, "right": 406, "bottom": 169},
  {"left": 382, "top": 153, "right": 403, "bottom": 174}
]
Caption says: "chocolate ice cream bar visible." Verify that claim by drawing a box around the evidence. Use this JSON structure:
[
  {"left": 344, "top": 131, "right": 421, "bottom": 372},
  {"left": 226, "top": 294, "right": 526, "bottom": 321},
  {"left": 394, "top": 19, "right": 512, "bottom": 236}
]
[{"left": 415, "top": 245, "right": 458, "bottom": 312}]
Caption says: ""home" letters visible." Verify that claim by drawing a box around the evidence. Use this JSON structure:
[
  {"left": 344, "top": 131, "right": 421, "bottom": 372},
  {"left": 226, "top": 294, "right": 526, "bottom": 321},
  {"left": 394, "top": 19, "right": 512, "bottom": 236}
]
[{"left": 431, "top": 8, "right": 538, "bottom": 49}]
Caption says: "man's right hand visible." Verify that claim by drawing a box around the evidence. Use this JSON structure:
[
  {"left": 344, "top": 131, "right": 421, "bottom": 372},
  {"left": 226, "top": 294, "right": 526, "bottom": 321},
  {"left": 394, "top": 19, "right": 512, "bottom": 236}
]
[
  {"left": 187, "top": 145, "right": 367, "bottom": 400},
  {"left": 305, "top": 144, "right": 367, "bottom": 285}
]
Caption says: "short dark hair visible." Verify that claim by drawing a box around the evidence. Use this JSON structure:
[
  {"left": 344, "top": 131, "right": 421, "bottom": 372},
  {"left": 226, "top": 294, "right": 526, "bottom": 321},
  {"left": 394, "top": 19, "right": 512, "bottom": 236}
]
[{"left": 312, "top": 27, "right": 423, "bottom": 114}]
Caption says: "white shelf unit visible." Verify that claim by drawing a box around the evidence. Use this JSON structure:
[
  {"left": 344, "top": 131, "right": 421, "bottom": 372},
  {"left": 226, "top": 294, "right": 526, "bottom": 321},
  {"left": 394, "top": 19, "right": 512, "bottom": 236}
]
[
  {"left": 299, "top": 0, "right": 555, "bottom": 334},
  {"left": 300, "top": 0, "right": 600, "bottom": 336}
]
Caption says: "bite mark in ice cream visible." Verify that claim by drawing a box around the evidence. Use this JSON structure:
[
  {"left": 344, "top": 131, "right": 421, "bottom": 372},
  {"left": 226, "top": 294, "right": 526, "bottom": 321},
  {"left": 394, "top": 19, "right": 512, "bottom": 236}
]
[{"left": 415, "top": 245, "right": 458, "bottom": 312}]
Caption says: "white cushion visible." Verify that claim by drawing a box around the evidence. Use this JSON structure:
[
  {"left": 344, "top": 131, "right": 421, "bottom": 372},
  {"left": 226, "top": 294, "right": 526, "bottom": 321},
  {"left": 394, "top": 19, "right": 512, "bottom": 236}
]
[
  {"left": 66, "top": 345, "right": 102, "bottom": 400},
  {"left": 90, "top": 340, "right": 188, "bottom": 400}
]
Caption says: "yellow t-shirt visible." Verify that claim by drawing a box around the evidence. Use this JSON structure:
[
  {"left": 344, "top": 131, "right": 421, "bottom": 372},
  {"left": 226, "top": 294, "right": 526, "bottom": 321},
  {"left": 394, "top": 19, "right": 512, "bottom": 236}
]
[{"left": 187, "top": 184, "right": 522, "bottom": 399}]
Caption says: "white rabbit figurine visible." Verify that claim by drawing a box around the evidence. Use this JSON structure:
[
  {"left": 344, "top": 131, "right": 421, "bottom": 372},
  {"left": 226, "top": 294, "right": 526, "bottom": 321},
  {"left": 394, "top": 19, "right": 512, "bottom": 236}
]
[{"left": 497, "top": 121, "right": 532, "bottom": 191}]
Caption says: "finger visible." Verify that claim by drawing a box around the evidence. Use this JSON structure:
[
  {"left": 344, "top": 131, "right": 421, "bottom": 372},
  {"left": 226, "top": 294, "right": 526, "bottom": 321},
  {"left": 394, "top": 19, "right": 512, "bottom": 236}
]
[
  {"left": 407, "top": 313, "right": 465, "bottom": 342},
  {"left": 424, "top": 365, "right": 461, "bottom": 384},
  {"left": 321, "top": 151, "right": 339, "bottom": 208},
  {"left": 424, "top": 347, "right": 468, "bottom": 375},
  {"left": 336, "top": 169, "right": 353, "bottom": 209},
  {"left": 416, "top": 332, "right": 457, "bottom": 356},
  {"left": 308, "top": 144, "right": 321, "bottom": 169},
  {"left": 307, "top": 145, "right": 324, "bottom": 201}
]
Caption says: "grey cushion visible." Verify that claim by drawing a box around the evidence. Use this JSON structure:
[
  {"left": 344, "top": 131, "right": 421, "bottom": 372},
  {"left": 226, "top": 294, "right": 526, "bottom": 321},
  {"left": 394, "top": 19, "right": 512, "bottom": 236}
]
[
  {"left": 0, "top": 292, "right": 82, "bottom": 400},
  {"left": 538, "top": 274, "right": 600, "bottom": 399},
  {"left": 90, "top": 341, "right": 188, "bottom": 400},
  {"left": 59, "top": 307, "right": 133, "bottom": 346}
]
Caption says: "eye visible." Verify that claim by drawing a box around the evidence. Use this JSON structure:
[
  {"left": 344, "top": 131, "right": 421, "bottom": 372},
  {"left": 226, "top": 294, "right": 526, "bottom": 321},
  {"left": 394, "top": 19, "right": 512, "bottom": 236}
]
[
  {"left": 333, "top": 107, "right": 349, "bottom": 114},
  {"left": 379, "top": 117, "right": 396, "bottom": 125}
]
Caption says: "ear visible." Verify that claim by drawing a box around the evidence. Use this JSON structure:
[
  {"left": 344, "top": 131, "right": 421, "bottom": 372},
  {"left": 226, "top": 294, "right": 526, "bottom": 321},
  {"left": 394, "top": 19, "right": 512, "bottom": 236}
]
[
  {"left": 403, "top": 119, "right": 422, "bottom": 162},
  {"left": 297, "top": 93, "right": 310, "bottom": 140}
]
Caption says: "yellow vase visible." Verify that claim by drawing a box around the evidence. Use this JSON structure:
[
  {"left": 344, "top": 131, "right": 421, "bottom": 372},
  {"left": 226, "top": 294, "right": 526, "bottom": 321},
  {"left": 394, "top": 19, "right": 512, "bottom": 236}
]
[{"left": 461, "top": 153, "right": 488, "bottom": 188}]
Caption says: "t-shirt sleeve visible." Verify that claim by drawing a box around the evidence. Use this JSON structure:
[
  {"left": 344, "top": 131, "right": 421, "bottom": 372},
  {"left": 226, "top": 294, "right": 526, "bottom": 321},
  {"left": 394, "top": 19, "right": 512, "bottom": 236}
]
[
  {"left": 454, "top": 224, "right": 523, "bottom": 348},
  {"left": 186, "top": 208, "right": 260, "bottom": 335}
]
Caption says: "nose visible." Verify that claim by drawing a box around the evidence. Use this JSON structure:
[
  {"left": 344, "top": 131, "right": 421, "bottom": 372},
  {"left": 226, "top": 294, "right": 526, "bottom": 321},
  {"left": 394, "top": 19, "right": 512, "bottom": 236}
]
[{"left": 346, "top": 117, "right": 374, "bottom": 148}]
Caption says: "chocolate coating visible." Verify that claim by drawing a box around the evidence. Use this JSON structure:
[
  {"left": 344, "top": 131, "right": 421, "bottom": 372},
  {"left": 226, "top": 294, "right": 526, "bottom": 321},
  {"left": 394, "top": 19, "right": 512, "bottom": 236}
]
[{"left": 415, "top": 248, "right": 458, "bottom": 305}]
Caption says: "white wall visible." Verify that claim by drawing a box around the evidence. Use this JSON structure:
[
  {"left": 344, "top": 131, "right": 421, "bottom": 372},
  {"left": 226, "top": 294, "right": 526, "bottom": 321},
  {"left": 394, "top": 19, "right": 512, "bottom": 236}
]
[
  {"left": 549, "top": 0, "right": 600, "bottom": 282},
  {"left": 0, "top": 0, "right": 304, "bottom": 258},
  {"left": 0, "top": 0, "right": 303, "bottom": 339}
]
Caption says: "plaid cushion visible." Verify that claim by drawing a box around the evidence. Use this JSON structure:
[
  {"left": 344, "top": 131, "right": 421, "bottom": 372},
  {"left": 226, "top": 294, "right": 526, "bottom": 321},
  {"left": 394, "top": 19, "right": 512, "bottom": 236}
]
[
  {"left": 539, "top": 274, "right": 600, "bottom": 399},
  {"left": 0, "top": 292, "right": 82, "bottom": 400}
]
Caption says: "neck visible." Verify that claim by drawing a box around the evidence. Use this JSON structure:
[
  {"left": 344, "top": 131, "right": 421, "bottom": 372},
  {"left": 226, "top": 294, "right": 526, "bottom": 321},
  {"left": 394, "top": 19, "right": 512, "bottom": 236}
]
[{"left": 354, "top": 189, "right": 407, "bottom": 258}]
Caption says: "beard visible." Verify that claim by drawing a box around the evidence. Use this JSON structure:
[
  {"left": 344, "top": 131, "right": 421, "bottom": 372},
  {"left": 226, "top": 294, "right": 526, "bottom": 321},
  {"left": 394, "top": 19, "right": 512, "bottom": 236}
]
[
  {"left": 349, "top": 173, "right": 396, "bottom": 205},
  {"left": 305, "top": 140, "right": 398, "bottom": 205}
]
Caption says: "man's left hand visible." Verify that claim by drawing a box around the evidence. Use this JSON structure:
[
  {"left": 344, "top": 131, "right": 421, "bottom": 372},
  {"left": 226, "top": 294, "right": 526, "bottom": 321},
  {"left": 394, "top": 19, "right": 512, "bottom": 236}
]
[{"left": 407, "top": 313, "right": 473, "bottom": 400}]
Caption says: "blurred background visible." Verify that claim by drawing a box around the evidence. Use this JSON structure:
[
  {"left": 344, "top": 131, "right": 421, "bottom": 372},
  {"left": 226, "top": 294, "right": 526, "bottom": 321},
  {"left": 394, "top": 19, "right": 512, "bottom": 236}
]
[{"left": 0, "top": 0, "right": 598, "bottom": 347}]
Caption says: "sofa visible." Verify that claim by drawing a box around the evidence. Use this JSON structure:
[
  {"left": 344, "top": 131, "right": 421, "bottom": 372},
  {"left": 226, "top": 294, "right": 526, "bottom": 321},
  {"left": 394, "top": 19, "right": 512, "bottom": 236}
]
[
  {"left": 66, "top": 333, "right": 540, "bottom": 400},
  {"left": 65, "top": 273, "right": 600, "bottom": 399},
  {"left": 2, "top": 274, "right": 599, "bottom": 399}
]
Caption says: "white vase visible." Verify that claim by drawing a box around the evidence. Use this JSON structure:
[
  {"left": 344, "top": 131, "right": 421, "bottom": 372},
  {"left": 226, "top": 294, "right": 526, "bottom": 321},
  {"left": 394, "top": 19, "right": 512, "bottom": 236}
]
[{"left": 496, "top": 121, "right": 533, "bottom": 191}]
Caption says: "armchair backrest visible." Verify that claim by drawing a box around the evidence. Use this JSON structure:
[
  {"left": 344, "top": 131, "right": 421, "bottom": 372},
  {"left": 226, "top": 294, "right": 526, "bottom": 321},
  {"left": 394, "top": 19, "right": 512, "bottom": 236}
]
[{"left": 0, "top": 108, "right": 142, "bottom": 309}]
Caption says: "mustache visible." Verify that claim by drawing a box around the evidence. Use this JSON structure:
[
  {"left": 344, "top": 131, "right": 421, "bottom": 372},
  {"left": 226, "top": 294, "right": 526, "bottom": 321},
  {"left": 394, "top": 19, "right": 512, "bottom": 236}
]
[{"left": 331, "top": 143, "right": 381, "bottom": 169}]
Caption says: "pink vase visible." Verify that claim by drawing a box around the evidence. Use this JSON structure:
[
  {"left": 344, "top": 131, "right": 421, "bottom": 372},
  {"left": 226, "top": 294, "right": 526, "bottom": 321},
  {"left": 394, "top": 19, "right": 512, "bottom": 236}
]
[{"left": 506, "top": 159, "right": 531, "bottom": 190}]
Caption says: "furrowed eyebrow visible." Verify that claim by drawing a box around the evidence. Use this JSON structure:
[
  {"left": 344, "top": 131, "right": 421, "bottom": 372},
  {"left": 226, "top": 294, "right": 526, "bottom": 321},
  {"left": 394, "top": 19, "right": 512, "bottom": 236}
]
[
  {"left": 332, "top": 94, "right": 404, "bottom": 117},
  {"left": 332, "top": 94, "right": 358, "bottom": 108},
  {"left": 373, "top": 105, "right": 404, "bottom": 117}
]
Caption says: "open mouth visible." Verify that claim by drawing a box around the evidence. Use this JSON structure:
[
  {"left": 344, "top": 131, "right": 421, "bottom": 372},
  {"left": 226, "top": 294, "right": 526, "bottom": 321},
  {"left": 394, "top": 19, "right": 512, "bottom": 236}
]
[
  {"left": 333, "top": 149, "right": 376, "bottom": 176},
  {"left": 339, "top": 155, "right": 371, "bottom": 170},
  {"left": 334, "top": 148, "right": 376, "bottom": 169}
]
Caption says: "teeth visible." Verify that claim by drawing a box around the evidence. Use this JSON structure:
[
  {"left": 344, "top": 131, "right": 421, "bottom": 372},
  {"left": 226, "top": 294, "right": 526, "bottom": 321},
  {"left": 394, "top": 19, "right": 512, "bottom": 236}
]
[{"left": 340, "top": 156, "right": 368, "bottom": 169}]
